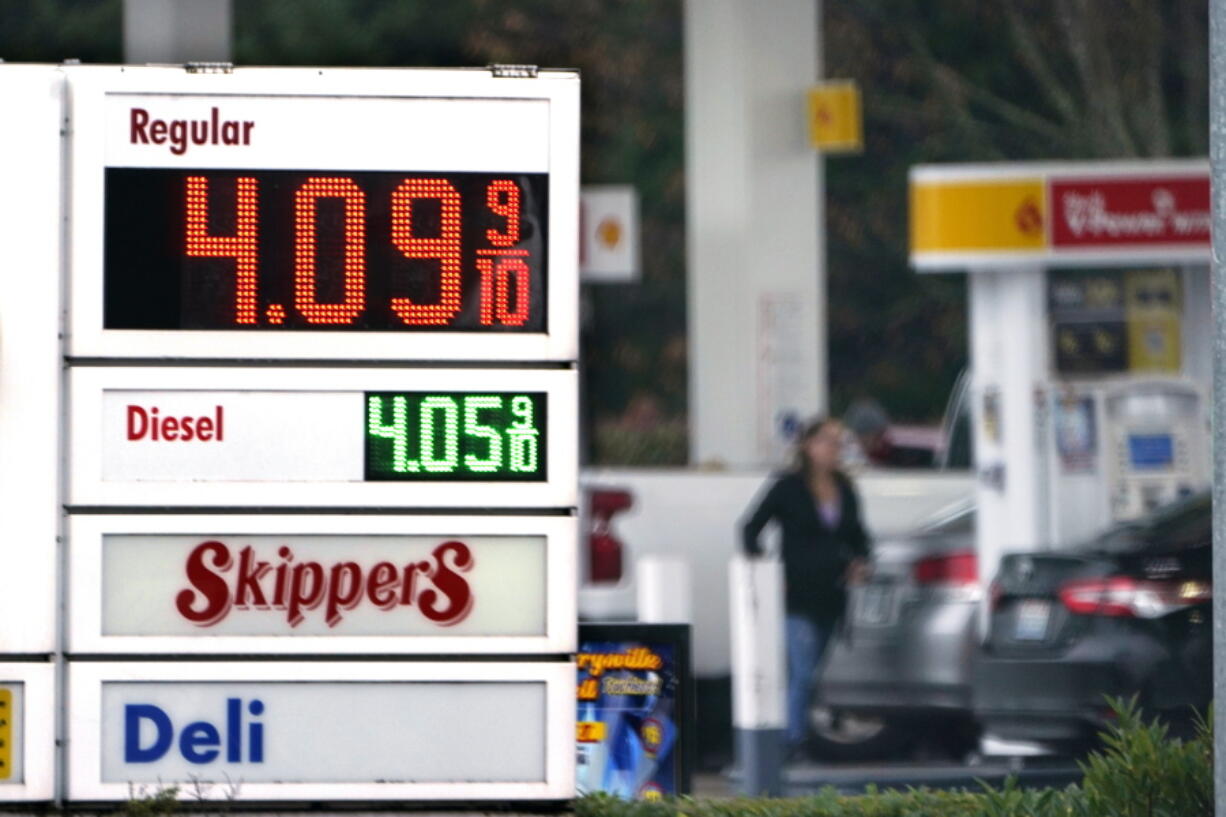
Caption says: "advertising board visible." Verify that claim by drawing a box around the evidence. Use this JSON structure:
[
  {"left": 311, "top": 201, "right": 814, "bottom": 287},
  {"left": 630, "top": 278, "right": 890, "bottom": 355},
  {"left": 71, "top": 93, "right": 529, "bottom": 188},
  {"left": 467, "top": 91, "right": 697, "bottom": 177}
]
[
  {"left": 0, "top": 664, "right": 55, "bottom": 802},
  {"left": 68, "top": 514, "right": 575, "bottom": 654},
  {"left": 68, "top": 662, "right": 574, "bottom": 801},
  {"left": 910, "top": 160, "right": 1210, "bottom": 270},
  {"left": 66, "top": 66, "right": 579, "bottom": 362},
  {"left": 576, "top": 624, "right": 692, "bottom": 800},
  {"left": 68, "top": 366, "right": 577, "bottom": 508}
]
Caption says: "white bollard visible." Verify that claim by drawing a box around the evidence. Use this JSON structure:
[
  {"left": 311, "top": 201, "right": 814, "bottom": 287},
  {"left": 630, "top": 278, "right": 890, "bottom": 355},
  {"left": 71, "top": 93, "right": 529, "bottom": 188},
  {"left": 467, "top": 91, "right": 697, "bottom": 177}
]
[
  {"left": 729, "top": 555, "right": 786, "bottom": 796},
  {"left": 636, "top": 556, "right": 693, "bottom": 623}
]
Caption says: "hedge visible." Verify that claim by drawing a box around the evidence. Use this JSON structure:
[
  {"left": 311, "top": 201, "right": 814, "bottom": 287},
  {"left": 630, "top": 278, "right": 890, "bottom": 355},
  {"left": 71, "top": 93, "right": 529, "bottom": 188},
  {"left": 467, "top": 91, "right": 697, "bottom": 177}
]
[{"left": 576, "top": 698, "right": 1213, "bottom": 817}]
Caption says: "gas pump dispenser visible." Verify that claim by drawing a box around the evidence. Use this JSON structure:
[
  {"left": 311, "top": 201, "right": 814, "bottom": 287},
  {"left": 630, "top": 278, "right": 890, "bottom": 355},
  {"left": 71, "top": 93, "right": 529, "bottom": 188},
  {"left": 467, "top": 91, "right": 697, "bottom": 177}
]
[
  {"left": 910, "top": 160, "right": 1212, "bottom": 593},
  {"left": 1103, "top": 381, "right": 1207, "bottom": 519}
]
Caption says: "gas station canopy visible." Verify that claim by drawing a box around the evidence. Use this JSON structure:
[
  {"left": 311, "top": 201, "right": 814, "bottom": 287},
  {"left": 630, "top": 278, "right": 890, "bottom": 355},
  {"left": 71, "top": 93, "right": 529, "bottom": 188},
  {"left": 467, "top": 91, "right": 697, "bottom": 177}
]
[{"left": 910, "top": 160, "right": 1210, "bottom": 271}]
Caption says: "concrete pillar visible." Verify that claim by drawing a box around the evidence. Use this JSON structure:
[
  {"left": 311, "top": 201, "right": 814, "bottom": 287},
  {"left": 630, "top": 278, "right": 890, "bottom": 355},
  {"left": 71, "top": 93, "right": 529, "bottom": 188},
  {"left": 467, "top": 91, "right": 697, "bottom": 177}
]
[
  {"left": 684, "top": 0, "right": 823, "bottom": 467},
  {"left": 124, "top": 0, "right": 231, "bottom": 64},
  {"left": 969, "top": 267, "right": 1049, "bottom": 622}
]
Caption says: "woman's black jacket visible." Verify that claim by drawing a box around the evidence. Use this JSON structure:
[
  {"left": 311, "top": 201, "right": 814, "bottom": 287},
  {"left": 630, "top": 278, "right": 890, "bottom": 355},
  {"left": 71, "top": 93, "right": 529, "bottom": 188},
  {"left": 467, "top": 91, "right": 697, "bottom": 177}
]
[{"left": 741, "top": 470, "right": 870, "bottom": 625}]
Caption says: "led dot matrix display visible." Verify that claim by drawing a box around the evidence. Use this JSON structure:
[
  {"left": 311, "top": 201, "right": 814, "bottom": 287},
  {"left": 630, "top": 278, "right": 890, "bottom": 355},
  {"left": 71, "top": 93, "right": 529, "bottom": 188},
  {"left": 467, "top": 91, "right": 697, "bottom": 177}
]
[
  {"left": 365, "top": 392, "right": 547, "bottom": 481},
  {"left": 105, "top": 169, "right": 548, "bottom": 332}
]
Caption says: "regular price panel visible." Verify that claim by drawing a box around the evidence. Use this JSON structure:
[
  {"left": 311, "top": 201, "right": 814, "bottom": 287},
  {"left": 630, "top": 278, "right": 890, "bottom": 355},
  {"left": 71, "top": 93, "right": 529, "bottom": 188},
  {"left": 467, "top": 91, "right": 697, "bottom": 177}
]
[{"left": 65, "top": 66, "right": 579, "bottom": 362}]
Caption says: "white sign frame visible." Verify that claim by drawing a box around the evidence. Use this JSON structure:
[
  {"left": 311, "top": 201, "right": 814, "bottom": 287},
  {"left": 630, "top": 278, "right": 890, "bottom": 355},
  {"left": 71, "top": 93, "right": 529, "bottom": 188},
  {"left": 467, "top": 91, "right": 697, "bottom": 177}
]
[
  {"left": 67, "top": 661, "right": 574, "bottom": 801},
  {"left": 68, "top": 366, "right": 577, "bottom": 508},
  {"left": 0, "top": 664, "right": 55, "bottom": 802},
  {"left": 0, "top": 66, "right": 65, "bottom": 654},
  {"left": 65, "top": 65, "right": 579, "bottom": 362},
  {"left": 68, "top": 513, "right": 575, "bottom": 654}
]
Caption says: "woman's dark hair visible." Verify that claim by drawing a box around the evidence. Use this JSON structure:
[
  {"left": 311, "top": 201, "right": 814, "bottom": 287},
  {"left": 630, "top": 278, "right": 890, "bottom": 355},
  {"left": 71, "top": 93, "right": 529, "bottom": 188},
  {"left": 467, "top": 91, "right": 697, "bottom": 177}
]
[{"left": 793, "top": 416, "right": 841, "bottom": 478}]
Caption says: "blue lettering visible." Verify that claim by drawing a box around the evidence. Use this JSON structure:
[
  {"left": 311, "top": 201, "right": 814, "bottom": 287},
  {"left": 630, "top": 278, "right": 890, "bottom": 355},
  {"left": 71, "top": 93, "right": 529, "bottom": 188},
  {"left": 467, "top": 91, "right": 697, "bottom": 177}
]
[
  {"left": 124, "top": 704, "right": 173, "bottom": 763},
  {"left": 248, "top": 699, "right": 265, "bottom": 763},
  {"left": 226, "top": 698, "right": 241, "bottom": 762},
  {"left": 179, "top": 721, "right": 221, "bottom": 764},
  {"left": 122, "top": 698, "right": 265, "bottom": 766}
]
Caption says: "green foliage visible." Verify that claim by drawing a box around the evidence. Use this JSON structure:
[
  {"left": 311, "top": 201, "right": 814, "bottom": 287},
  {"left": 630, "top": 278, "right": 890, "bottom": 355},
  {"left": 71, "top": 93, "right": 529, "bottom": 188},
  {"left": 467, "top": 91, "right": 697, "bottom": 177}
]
[
  {"left": 120, "top": 784, "right": 179, "bottom": 817},
  {"left": 594, "top": 419, "right": 688, "bottom": 466},
  {"left": 0, "top": 0, "right": 122, "bottom": 63},
  {"left": 577, "top": 698, "right": 1214, "bottom": 817},
  {"left": 1075, "top": 696, "right": 1213, "bottom": 817}
]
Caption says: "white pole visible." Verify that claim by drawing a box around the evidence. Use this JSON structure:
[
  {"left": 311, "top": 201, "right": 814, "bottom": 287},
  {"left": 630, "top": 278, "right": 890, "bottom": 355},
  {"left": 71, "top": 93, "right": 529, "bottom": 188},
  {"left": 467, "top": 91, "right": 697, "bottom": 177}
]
[
  {"left": 636, "top": 556, "right": 693, "bottom": 624},
  {"left": 729, "top": 556, "right": 786, "bottom": 796}
]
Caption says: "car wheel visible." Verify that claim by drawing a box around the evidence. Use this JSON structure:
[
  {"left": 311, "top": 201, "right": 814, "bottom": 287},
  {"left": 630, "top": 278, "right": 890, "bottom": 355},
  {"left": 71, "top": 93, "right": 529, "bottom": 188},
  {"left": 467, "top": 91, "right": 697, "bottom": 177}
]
[{"left": 807, "top": 705, "right": 909, "bottom": 761}]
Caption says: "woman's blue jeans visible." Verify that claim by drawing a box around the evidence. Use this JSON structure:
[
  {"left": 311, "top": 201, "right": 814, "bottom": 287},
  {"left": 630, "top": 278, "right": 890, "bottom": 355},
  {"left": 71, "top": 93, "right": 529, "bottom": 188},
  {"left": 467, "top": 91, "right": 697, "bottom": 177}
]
[{"left": 785, "top": 615, "right": 829, "bottom": 748}]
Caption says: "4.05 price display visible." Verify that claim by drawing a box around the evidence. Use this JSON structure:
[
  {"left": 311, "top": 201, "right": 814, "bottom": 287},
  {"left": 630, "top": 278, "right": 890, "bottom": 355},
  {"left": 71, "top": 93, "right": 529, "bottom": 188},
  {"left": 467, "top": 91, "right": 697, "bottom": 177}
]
[
  {"left": 365, "top": 392, "right": 547, "bottom": 482},
  {"left": 104, "top": 169, "right": 548, "bottom": 332}
]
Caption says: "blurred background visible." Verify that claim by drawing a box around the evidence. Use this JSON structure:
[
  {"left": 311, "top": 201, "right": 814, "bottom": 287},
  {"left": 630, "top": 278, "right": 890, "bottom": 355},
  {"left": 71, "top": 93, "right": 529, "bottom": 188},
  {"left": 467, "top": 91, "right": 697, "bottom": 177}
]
[{"left": 3, "top": 0, "right": 1214, "bottom": 795}]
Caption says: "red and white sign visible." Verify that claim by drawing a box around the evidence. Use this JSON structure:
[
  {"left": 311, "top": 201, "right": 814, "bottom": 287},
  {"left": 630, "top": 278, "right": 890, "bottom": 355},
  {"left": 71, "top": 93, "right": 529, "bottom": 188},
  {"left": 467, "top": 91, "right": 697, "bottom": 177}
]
[
  {"left": 68, "top": 514, "right": 575, "bottom": 654},
  {"left": 68, "top": 366, "right": 577, "bottom": 509},
  {"left": 1050, "top": 176, "right": 1210, "bottom": 249}
]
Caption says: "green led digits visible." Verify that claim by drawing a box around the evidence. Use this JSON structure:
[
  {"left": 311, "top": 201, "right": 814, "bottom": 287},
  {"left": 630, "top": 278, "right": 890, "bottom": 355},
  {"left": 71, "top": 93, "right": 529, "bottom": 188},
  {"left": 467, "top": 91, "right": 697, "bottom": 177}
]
[
  {"left": 508, "top": 395, "right": 539, "bottom": 473},
  {"left": 464, "top": 396, "right": 503, "bottom": 473},
  {"left": 365, "top": 391, "right": 546, "bottom": 481}
]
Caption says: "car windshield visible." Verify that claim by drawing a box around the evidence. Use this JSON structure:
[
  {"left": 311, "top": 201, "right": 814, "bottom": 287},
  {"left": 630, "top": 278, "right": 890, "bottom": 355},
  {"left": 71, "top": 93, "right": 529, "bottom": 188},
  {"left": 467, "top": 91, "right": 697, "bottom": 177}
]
[
  {"left": 917, "top": 499, "right": 974, "bottom": 535},
  {"left": 1077, "top": 492, "right": 1210, "bottom": 554}
]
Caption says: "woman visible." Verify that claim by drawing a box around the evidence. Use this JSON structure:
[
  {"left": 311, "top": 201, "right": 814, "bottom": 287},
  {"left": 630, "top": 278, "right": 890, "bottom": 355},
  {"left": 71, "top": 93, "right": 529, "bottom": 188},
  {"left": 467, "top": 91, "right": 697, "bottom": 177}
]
[{"left": 741, "top": 417, "right": 870, "bottom": 759}]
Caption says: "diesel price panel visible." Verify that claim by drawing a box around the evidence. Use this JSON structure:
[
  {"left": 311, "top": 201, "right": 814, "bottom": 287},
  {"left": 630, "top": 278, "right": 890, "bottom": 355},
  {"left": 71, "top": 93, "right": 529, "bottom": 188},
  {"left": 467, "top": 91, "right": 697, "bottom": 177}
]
[{"left": 104, "top": 169, "right": 548, "bottom": 332}]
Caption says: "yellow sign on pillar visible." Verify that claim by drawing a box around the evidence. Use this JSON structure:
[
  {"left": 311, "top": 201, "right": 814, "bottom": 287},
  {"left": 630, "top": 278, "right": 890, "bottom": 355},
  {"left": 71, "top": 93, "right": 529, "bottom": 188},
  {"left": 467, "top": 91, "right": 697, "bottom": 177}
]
[
  {"left": 807, "top": 81, "right": 862, "bottom": 153},
  {"left": 0, "top": 688, "right": 10, "bottom": 780}
]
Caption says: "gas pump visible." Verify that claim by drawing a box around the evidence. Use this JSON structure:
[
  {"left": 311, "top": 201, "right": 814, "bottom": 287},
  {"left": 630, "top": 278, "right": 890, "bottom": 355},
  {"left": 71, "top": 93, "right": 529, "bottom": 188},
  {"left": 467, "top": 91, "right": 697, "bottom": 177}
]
[
  {"left": 1103, "top": 381, "right": 1207, "bottom": 520},
  {"left": 909, "top": 160, "right": 1212, "bottom": 587}
]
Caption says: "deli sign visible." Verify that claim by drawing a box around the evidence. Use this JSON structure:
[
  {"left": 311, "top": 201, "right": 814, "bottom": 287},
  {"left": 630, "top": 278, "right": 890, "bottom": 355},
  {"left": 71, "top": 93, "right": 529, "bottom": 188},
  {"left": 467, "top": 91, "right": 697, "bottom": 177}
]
[{"left": 69, "top": 515, "right": 575, "bottom": 654}]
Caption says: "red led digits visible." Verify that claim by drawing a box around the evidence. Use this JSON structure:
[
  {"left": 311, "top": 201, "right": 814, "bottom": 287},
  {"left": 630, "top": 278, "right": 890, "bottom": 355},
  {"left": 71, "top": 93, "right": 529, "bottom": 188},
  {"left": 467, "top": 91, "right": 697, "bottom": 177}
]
[
  {"left": 485, "top": 179, "right": 521, "bottom": 246},
  {"left": 293, "top": 177, "right": 367, "bottom": 324},
  {"left": 184, "top": 175, "right": 260, "bottom": 325},
  {"left": 477, "top": 180, "right": 531, "bottom": 325},
  {"left": 390, "top": 178, "right": 463, "bottom": 326},
  {"left": 477, "top": 257, "right": 531, "bottom": 326}
]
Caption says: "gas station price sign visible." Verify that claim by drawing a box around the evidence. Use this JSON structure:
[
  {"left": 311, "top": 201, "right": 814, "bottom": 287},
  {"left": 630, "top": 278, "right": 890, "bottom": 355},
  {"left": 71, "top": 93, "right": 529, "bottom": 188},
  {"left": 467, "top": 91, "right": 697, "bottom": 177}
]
[
  {"left": 66, "top": 70, "right": 579, "bottom": 361},
  {"left": 105, "top": 169, "right": 547, "bottom": 332},
  {"left": 365, "top": 391, "right": 546, "bottom": 481}
]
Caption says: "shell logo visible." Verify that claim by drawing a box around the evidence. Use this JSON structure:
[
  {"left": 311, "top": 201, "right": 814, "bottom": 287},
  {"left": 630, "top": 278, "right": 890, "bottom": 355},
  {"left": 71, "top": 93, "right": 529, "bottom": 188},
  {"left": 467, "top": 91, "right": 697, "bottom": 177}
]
[
  {"left": 1014, "top": 196, "right": 1044, "bottom": 236},
  {"left": 597, "top": 217, "right": 623, "bottom": 250}
]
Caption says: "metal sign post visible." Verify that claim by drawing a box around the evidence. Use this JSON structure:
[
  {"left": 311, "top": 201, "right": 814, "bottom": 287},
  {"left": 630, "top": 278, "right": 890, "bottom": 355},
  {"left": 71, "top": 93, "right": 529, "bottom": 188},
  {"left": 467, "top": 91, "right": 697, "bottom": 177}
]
[{"left": 1209, "top": 1, "right": 1226, "bottom": 813}]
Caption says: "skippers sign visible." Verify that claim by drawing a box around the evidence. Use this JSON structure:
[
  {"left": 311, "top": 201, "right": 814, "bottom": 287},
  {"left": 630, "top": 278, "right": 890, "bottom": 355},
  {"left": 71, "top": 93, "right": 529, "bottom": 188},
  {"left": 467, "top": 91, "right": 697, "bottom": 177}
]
[
  {"left": 68, "top": 514, "right": 576, "bottom": 654},
  {"left": 910, "top": 160, "right": 1210, "bottom": 269}
]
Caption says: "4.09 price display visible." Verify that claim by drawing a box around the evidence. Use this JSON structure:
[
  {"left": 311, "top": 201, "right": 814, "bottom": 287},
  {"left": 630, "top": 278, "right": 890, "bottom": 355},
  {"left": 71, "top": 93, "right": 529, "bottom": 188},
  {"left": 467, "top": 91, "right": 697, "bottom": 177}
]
[{"left": 104, "top": 168, "right": 548, "bottom": 332}]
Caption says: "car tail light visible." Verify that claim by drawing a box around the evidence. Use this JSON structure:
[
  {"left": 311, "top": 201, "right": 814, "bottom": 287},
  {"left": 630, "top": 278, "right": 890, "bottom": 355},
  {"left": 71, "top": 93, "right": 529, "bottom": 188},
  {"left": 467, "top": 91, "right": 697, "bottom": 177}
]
[
  {"left": 913, "top": 551, "right": 978, "bottom": 586},
  {"left": 588, "top": 489, "right": 633, "bottom": 584},
  {"left": 1059, "top": 576, "right": 1212, "bottom": 619}
]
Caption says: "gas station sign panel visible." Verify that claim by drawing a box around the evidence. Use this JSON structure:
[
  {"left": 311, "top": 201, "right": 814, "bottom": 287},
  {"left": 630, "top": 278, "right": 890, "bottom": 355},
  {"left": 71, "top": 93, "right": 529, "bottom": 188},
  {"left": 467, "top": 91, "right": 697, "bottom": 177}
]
[
  {"left": 67, "top": 68, "right": 578, "bottom": 361},
  {"left": 68, "top": 367, "right": 577, "bottom": 508},
  {"left": 0, "top": 665, "right": 55, "bottom": 801},
  {"left": 68, "top": 514, "right": 576, "bottom": 654},
  {"left": 69, "top": 662, "right": 574, "bottom": 801}
]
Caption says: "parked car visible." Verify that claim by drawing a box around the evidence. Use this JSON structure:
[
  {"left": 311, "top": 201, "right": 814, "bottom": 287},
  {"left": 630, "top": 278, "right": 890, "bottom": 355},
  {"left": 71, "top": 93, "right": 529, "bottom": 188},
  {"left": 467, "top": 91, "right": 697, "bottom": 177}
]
[
  {"left": 812, "top": 498, "right": 980, "bottom": 760},
  {"left": 974, "top": 491, "right": 1212, "bottom": 751}
]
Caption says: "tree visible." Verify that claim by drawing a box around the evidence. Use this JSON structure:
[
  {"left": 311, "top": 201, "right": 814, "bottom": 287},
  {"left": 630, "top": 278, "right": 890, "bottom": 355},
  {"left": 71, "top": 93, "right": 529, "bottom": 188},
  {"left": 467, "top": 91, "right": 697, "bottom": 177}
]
[{"left": 823, "top": 0, "right": 1207, "bottom": 420}]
